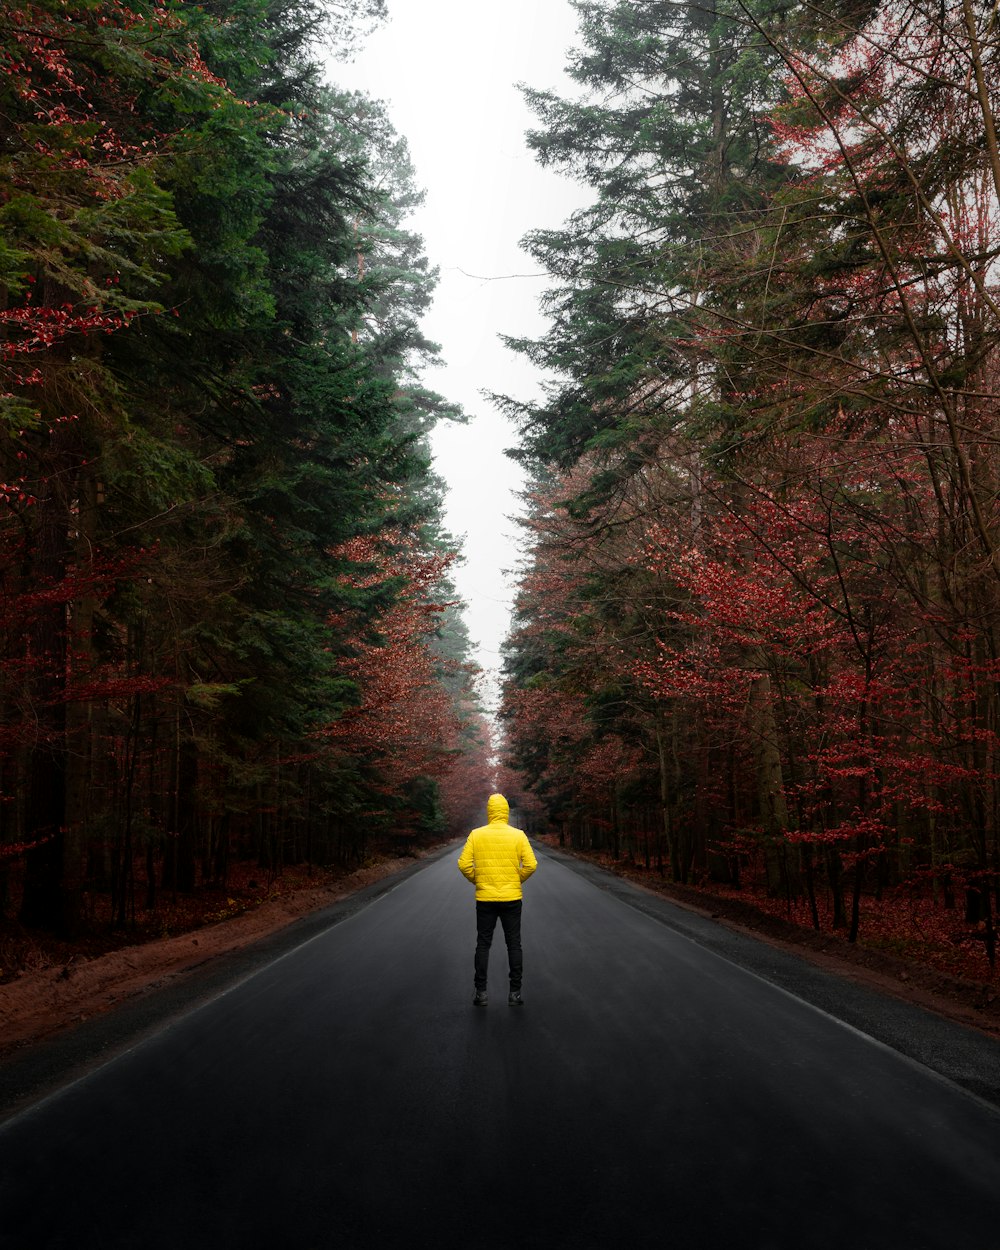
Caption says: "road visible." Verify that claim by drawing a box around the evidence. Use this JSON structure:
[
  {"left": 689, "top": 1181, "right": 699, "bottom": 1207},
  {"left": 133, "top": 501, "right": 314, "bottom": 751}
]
[{"left": 1, "top": 846, "right": 999, "bottom": 1249}]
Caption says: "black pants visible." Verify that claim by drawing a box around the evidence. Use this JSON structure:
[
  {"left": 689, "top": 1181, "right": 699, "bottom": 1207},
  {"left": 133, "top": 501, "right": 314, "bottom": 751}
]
[{"left": 474, "top": 900, "right": 523, "bottom": 991}]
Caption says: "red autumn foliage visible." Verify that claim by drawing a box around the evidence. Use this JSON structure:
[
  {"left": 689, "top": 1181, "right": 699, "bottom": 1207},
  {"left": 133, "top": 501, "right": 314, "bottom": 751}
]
[{"left": 322, "top": 533, "right": 475, "bottom": 817}]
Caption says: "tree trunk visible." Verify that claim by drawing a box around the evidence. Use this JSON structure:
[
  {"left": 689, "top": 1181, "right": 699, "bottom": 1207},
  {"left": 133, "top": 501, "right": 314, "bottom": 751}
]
[
  {"left": 164, "top": 725, "right": 198, "bottom": 894},
  {"left": 19, "top": 429, "right": 72, "bottom": 931},
  {"left": 62, "top": 468, "right": 99, "bottom": 935},
  {"left": 828, "top": 846, "right": 847, "bottom": 929},
  {"left": 655, "top": 711, "right": 679, "bottom": 880},
  {"left": 745, "top": 671, "right": 798, "bottom": 897}
]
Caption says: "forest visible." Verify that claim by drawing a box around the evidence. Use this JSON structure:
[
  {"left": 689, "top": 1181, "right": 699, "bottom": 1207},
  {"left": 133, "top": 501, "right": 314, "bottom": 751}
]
[
  {"left": 499, "top": 0, "right": 1000, "bottom": 979},
  {"left": 5, "top": 0, "right": 1000, "bottom": 992},
  {"left": 0, "top": 0, "right": 492, "bottom": 953}
]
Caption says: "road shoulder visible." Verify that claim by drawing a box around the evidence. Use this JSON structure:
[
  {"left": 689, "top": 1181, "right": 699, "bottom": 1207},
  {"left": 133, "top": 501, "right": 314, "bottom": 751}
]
[
  {"left": 544, "top": 846, "right": 1000, "bottom": 1110},
  {"left": 0, "top": 846, "right": 454, "bottom": 1124}
]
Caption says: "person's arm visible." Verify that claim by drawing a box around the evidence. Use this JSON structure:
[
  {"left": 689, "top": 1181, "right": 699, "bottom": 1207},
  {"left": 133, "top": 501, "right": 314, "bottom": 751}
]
[
  {"left": 518, "top": 834, "right": 537, "bottom": 882},
  {"left": 457, "top": 832, "right": 477, "bottom": 883}
]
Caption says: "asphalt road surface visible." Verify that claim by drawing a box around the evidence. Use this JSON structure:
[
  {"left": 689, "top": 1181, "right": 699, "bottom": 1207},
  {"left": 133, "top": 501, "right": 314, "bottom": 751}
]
[{"left": 2, "top": 846, "right": 999, "bottom": 1249}]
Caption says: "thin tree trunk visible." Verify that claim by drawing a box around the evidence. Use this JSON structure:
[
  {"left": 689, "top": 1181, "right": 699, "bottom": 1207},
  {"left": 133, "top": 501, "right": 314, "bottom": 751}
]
[
  {"left": 20, "top": 425, "right": 72, "bottom": 931},
  {"left": 746, "top": 671, "right": 798, "bottom": 896},
  {"left": 655, "top": 711, "right": 679, "bottom": 880}
]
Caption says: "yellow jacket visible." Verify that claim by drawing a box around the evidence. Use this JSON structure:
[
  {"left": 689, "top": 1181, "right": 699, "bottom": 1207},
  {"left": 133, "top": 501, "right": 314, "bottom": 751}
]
[{"left": 458, "top": 794, "right": 537, "bottom": 902}]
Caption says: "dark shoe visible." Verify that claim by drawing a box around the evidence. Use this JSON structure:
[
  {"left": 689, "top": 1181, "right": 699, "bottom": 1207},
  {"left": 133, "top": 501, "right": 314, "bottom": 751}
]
[
  {"left": 508, "top": 991, "right": 524, "bottom": 1006},
  {"left": 473, "top": 990, "right": 488, "bottom": 1007}
]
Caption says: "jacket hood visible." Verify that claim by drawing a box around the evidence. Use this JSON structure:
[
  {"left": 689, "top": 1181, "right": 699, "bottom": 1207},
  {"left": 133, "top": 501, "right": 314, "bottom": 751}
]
[{"left": 486, "top": 793, "right": 510, "bottom": 824}]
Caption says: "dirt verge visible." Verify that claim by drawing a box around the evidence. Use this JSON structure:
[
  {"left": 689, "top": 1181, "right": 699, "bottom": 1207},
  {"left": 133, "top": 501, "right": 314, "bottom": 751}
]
[{"left": 0, "top": 855, "right": 417, "bottom": 1058}]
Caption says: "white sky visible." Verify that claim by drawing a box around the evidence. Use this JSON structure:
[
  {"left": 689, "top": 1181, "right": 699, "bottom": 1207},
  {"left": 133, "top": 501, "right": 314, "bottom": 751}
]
[{"left": 329, "top": 1, "right": 588, "bottom": 709}]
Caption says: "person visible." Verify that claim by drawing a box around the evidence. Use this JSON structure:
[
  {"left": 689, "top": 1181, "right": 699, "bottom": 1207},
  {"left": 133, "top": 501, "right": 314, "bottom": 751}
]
[{"left": 458, "top": 793, "right": 538, "bottom": 1006}]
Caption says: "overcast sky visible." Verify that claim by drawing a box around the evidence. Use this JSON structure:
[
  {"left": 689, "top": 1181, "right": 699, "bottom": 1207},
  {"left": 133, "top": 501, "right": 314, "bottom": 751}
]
[{"left": 330, "top": 1, "right": 587, "bottom": 708}]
